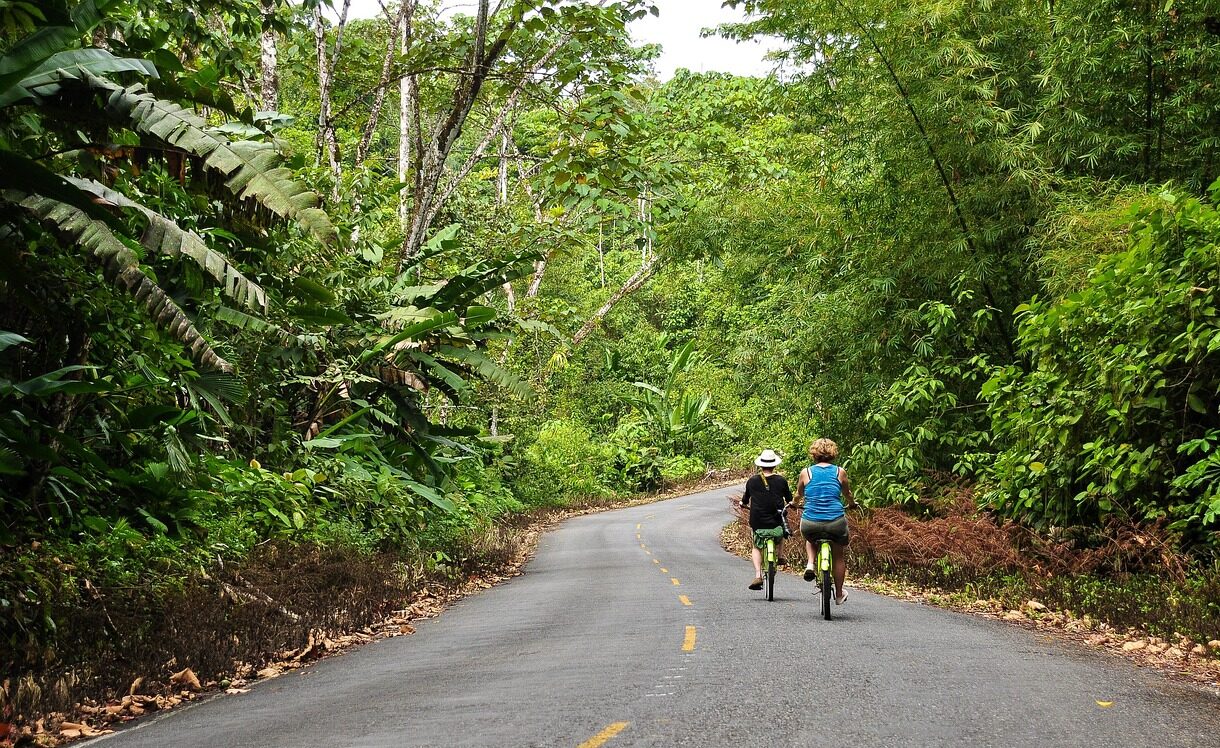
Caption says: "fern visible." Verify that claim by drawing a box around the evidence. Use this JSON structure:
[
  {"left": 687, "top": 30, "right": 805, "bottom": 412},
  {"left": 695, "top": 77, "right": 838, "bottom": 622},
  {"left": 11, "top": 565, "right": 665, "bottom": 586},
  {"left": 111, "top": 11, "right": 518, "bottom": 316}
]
[
  {"left": 68, "top": 177, "right": 266, "bottom": 310},
  {"left": 15, "top": 192, "right": 233, "bottom": 372},
  {"left": 0, "top": 48, "right": 156, "bottom": 106}
]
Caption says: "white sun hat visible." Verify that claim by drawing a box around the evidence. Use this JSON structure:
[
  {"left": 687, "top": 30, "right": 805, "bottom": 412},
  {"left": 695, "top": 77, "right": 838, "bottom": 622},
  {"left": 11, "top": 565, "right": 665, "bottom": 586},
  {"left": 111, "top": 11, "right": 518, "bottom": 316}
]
[{"left": 754, "top": 449, "right": 782, "bottom": 468}]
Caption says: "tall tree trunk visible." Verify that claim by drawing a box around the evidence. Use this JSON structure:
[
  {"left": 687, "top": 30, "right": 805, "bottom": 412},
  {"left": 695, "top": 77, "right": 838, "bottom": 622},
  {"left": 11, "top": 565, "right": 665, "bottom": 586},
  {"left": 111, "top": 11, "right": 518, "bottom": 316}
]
[
  {"left": 497, "top": 128, "right": 510, "bottom": 204},
  {"left": 571, "top": 256, "right": 660, "bottom": 346},
  {"left": 357, "top": 0, "right": 413, "bottom": 166},
  {"left": 259, "top": 0, "right": 279, "bottom": 110},
  {"left": 398, "top": 0, "right": 522, "bottom": 269},
  {"left": 315, "top": 0, "right": 352, "bottom": 198},
  {"left": 398, "top": 28, "right": 413, "bottom": 237}
]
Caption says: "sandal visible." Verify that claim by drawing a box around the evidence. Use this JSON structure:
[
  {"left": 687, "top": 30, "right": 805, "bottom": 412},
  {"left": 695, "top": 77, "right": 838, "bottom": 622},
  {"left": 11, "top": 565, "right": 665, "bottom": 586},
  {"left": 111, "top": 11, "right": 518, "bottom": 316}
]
[
  {"left": 835, "top": 589, "right": 849, "bottom": 605},
  {"left": 803, "top": 565, "right": 816, "bottom": 582},
  {"left": 748, "top": 577, "right": 763, "bottom": 590}
]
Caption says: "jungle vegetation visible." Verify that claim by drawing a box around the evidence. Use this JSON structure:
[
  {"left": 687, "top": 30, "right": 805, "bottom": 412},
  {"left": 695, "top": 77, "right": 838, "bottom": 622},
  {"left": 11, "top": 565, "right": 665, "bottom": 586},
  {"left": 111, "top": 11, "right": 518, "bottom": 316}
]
[{"left": 3, "top": 0, "right": 1220, "bottom": 711}]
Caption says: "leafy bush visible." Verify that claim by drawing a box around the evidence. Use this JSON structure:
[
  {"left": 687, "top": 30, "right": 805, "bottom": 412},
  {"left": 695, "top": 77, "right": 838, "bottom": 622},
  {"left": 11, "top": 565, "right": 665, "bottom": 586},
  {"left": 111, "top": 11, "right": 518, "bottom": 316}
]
[
  {"left": 514, "top": 419, "right": 613, "bottom": 505},
  {"left": 849, "top": 296, "right": 996, "bottom": 508},
  {"left": 661, "top": 454, "right": 705, "bottom": 482},
  {"left": 984, "top": 182, "right": 1220, "bottom": 540},
  {"left": 606, "top": 419, "right": 663, "bottom": 493}
]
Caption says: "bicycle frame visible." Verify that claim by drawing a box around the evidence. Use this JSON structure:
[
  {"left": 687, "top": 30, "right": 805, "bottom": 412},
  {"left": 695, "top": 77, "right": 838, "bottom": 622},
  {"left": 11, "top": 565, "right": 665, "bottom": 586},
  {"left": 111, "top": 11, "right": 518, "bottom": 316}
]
[
  {"left": 762, "top": 537, "right": 778, "bottom": 601},
  {"left": 814, "top": 537, "right": 834, "bottom": 620}
]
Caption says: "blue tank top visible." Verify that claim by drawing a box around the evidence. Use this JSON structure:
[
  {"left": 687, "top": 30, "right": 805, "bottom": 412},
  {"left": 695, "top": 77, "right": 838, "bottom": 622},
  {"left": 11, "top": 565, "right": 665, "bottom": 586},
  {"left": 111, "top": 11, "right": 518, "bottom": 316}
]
[{"left": 802, "top": 464, "right": 844, "bottom": 521}]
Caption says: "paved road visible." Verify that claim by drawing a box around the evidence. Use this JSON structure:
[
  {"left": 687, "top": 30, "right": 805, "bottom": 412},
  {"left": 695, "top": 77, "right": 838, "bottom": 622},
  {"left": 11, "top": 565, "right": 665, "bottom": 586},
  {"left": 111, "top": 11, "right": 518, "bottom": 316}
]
[{"left": 92, "top": 486, "right": 1220, "bottom": 747}]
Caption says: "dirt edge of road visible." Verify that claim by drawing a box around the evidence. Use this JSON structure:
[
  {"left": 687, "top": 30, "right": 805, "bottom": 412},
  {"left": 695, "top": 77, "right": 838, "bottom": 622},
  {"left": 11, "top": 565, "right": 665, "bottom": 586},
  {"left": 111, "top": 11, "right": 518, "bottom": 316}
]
[{"left": 14, "top": 475, "right": 744, "bottom": 747}]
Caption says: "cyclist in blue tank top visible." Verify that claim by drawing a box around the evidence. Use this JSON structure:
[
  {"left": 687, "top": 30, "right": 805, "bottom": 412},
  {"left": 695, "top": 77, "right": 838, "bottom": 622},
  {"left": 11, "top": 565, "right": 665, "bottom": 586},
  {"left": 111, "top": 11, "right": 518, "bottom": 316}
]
[{"left": 794, "top": 438, "right": 857, "bottom": 605}]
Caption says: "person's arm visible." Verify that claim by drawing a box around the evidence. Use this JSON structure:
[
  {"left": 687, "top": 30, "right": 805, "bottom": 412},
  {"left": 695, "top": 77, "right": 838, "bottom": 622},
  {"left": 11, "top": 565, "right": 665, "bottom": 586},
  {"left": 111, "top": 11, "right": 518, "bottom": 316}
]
[
  {"left": 781, "top": 477, "right": 793, "bottom": 506},
  {"left": 793, "top": 468, "right": 808, "bottom": 508},
  {"left": 740, "top": 481, "right": 750, "bottom": 507},
  {"left": 839, "top": 468, "right": 858, "bottom": 509}
]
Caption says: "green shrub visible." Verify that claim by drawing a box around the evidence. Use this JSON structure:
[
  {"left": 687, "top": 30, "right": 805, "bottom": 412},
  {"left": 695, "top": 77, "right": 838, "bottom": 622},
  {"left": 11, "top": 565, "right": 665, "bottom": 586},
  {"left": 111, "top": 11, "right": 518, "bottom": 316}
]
[
  {"left": 661, "top": 454, "right": 705, "bottom": 482},
  {"left": 984, "top": 182, "right": 1220, "bottom": 539},
  {"left": 514, "top": 419, "right": 613, "bottom": 505},
  {"left": 606, "top": 419, "right": 663, "bottom": 493}
]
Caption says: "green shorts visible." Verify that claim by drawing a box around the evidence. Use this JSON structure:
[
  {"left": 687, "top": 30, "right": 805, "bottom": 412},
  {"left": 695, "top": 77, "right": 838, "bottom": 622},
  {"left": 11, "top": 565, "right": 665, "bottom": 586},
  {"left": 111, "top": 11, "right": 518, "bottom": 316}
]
[{"left": 752, "top": 526, "right": 786, "bottom": 549}]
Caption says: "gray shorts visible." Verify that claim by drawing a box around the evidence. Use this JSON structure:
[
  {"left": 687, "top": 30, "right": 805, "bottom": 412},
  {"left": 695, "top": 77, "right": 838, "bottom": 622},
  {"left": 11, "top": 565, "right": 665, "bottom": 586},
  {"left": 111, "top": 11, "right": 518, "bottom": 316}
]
[{"left": 801, "top": 516, "right": 850, "bottom": 546}]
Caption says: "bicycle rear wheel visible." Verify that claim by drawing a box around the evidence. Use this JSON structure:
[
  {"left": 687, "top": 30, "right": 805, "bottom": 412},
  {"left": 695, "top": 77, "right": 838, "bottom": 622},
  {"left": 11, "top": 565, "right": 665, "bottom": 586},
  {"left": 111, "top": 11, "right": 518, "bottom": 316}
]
[
  {"left": 821, "top": 568, "right": 832, "bottom": 620},
  {"left": 766, "top": 561, "right": 776, "bottom": 602}
]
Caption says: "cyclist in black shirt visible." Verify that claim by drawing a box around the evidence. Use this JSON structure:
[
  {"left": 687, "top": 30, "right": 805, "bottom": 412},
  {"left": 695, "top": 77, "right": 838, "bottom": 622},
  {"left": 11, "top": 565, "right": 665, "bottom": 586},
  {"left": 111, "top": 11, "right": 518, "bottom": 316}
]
[{"left": 740, "top": 449, "right": 793, "bottom": 590}]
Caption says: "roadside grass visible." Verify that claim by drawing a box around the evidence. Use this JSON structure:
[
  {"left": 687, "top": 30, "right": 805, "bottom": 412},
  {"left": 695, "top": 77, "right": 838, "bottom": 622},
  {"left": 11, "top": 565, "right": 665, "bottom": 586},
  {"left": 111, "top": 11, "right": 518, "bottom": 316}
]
[{"left": 0, "top": 471, "right": 744, "bottom": 743}]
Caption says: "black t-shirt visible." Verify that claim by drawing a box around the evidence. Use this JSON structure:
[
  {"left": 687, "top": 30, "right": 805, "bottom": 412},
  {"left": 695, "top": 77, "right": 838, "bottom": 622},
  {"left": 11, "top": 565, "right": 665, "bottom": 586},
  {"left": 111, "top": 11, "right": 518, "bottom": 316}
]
[{"left": 741, "top": 473, "right": 792, "bottom": 530}]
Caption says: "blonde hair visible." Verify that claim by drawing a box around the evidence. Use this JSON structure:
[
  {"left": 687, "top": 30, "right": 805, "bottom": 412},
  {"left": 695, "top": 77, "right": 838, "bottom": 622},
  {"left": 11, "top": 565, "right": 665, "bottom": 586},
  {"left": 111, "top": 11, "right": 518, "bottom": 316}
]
[{"left": 808, "top": 438, "right": 839, "bottom": 462}]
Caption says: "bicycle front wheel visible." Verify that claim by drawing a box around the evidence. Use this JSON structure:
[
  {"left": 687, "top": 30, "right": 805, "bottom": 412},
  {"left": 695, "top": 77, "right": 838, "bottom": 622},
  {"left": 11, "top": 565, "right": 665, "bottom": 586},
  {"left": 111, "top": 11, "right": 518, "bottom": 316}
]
[{"left": 821, "top": 568, "right": 832, "bottom": 620}]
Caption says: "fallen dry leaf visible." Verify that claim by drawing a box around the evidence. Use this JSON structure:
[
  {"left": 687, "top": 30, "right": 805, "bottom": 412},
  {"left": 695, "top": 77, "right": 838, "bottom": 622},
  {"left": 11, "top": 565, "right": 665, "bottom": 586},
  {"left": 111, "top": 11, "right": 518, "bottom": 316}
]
[
  {"left": 1095, "top": 700, "right": 1114, "bottom": 708},
  {"left": 59, "top": 721, "right": 103, "bottom": 737},
  {"left": 169, "top": 668, "right": 201, "bottom": 692},
  {"left": 128, "top": 676, "right": 144, "bottom": 697}
]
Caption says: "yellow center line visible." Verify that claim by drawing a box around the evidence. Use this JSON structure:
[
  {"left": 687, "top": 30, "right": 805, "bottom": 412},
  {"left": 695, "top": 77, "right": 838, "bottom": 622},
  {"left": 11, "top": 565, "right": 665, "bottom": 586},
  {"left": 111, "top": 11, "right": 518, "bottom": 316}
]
[
  {"left": 636, "top": 534, "right": 641, "bottom": 539},
  {"left": 652, "top": 559, "right": 659, "bottom": 564},
  {"left": 682, "top": 626, "right": 697, "bottom": 651},
  {"left": 578, "top": 722, "right": 630, "bottom": 748},
  {"left": 640, "top": 543, "right": 646, "bottom": 549},
  {"left": 660, "top": 567, "right": 668, "bottom": 573},
  {"left": 636, "top": 523, "right": 641, "bottom": 529},
  {"left": 645, "top": 550, "right": 652, "bottom": 556},
  {"left": 670, "top": 577, "right": 681, "bottom": 586},
  {"left": 679, "top": 595, "right": 692, "bottom": 606}
]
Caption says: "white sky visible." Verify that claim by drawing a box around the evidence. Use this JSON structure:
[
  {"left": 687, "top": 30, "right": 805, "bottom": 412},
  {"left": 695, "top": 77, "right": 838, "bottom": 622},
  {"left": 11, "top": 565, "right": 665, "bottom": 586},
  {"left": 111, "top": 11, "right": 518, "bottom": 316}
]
[{"left": 342, "top": 0, "right": 779, "bottom": 80}]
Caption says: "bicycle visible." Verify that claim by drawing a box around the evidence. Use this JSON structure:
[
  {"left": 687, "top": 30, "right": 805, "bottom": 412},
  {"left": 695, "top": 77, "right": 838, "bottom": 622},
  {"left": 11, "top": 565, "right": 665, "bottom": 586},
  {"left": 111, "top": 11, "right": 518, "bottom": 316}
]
[
  {"left": 735, "top": 499, "right": 792, "bottom": 602},
  {"left": 759, "top": 503, "right": 794, "bottom": 602},
  {"left": 810, "top": 535, "right": 834, "bottom": 620}
]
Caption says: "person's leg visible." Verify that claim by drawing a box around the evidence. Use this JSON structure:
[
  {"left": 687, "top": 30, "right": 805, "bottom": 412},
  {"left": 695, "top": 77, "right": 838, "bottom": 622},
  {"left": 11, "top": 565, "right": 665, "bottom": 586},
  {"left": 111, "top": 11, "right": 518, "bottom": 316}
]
[
  {"left": 831, "top": 541, "right": 848, "bottom": 602},
  {"left": 800, "top": 519, "right": 817, "bottom": 579},
  {"left": 750, "top": 546, "right": 762, "bottom": 578}
]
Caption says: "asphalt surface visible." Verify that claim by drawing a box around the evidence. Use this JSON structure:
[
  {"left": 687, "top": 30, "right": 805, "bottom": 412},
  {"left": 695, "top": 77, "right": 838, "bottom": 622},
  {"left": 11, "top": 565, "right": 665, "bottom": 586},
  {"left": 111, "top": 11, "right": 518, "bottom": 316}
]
[{"left": 91, "top": 485, "right": 1220, "bottom": 747}]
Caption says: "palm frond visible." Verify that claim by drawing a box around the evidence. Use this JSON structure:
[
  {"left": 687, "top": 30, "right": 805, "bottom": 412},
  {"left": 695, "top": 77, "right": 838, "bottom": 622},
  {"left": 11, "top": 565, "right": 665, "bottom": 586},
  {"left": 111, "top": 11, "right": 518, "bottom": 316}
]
[
  {"left": 0, "top": 0, "right": 119, "bottom": 98},
  {"left": 80, "top": 70, "right": 337, "bottom": 246},
  {"left": 375, "top": 366, "right": 429, "bottom": 392},
  {"left": 399, "top": 351, "right": 465, "bottom": 400},
  {"left": 425, "top": 251, "right": 539, "bottom": 308},
  {"left": 15, "top": 192, "right": 232, "bottom": 371},
  {"left": 67, "top": 177, "right": 266, "bottom": 310},
  {"left": 434, "top": 345, "right": 531, "bottom": 398},
  {"left": 213, "top": 306, "right": 325, "bottom": 349},
  {"left": 0, "top": 48, "right": 156, "bottom": 106},
  {"left": 0, "top": 150, "right": 117, "bottom": 223}
]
